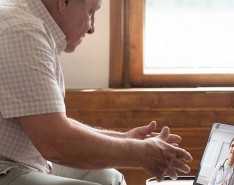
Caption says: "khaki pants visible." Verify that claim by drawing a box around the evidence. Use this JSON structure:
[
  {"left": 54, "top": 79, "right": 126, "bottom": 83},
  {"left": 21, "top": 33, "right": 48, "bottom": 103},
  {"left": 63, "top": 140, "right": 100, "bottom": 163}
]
[{"left": 0, "top": 164, "right": 126, "bottom": 185}]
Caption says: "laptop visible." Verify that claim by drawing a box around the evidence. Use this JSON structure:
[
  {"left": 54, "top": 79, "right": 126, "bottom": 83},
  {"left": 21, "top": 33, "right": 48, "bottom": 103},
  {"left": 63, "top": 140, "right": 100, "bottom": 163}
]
[{"left": 146, "top": 123, "right": 234, "bottom": 185}]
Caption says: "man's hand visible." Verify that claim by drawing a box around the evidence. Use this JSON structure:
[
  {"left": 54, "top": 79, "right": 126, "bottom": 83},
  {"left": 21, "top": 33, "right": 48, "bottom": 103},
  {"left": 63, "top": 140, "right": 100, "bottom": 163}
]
[
  {"left": 142, "top": 126, "right": 193, "bottom": 182},
  {"left": 124, "top": 121, "right": 182, "bottom": 146}
]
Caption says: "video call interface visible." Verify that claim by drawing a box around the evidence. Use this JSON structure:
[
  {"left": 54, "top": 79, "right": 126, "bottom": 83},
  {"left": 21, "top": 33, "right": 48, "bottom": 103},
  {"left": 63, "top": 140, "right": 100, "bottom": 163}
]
[{"left": 194, "top": 123, "right": 234, "bottom": 185}]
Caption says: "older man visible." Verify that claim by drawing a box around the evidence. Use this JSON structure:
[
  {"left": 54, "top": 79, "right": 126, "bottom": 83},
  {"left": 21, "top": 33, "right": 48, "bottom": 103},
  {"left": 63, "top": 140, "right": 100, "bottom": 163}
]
[{"left": 0, "top": 0, "right": 193, "bottom": 185}]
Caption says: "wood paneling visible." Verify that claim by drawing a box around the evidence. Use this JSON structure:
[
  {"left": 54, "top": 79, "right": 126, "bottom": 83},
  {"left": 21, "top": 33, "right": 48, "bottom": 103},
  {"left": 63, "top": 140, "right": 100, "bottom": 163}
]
[{"left": 64, "top": 89, "right": 234, "bottom": 185}]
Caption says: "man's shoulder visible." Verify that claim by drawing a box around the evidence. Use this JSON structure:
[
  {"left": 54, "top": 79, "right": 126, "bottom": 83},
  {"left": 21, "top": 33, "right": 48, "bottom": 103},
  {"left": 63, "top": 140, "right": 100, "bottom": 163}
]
[{"left": 0, "top": 4, "right": 44, "bottom": 32}]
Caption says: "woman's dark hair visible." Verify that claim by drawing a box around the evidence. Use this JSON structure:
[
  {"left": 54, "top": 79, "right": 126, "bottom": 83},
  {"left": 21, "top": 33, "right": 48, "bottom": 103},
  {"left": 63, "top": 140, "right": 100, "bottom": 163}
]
[{"left": 229, "top": 138, "right": 234, "bottom": 148}]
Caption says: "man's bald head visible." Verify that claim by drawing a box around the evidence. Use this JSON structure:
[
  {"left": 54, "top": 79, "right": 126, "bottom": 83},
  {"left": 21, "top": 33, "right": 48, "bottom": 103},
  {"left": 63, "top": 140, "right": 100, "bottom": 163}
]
[{"left": 41, "top": 0, "right": 102, "bottom": 52}]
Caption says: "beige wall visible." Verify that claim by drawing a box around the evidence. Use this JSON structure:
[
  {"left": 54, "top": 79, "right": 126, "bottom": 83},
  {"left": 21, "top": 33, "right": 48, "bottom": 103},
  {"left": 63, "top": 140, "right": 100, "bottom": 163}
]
[{"left": 60, "top": 0, "right": 110, "bottom": 89}]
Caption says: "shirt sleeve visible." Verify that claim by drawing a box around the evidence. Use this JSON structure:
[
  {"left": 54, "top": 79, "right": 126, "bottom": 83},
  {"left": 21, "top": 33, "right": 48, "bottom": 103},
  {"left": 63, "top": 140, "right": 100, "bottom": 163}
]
[{"left": 0, "top": 22, "right": 65, "bottom": 118}]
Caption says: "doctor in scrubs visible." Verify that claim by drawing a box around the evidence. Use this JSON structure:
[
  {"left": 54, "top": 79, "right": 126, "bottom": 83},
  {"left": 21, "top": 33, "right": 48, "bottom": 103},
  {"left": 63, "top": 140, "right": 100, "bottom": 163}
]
[{"left": 208, "top": 138, "right": 234, "bottom": 185}]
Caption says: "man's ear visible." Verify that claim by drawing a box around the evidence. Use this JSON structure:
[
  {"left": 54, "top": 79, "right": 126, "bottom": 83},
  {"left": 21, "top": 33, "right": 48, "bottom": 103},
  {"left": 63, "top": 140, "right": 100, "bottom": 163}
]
[
  {"left": 64, "top": 0, "right": 69, "bottom": 6},
  {"left": 57, "top": 0, "right": 69, "bottom": 14}
]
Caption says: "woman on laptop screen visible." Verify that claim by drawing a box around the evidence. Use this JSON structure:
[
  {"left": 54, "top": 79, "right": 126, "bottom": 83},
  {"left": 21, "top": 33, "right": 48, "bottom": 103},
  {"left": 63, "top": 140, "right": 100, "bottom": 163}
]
[{"left": 208, "top": 138, "right": 234, "bottom": 185}]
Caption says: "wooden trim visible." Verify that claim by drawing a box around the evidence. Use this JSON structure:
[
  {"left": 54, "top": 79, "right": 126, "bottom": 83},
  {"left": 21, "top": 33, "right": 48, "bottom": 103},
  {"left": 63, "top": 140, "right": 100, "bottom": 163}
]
[
  {"left": 128, "top": 0, "right": 144, "bottom": 87},
  {"left": 109, "top": 0, "right": 124, "bottom": 87},
  {"left": 131, "top": 74, "right": 234, "bottom": 87}
]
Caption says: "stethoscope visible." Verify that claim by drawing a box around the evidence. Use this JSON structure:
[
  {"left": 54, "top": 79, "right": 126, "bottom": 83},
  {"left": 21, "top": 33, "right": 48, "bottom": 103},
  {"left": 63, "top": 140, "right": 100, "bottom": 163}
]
[{"left": 218, "top": 158, "right": 234, "bottom": 185}]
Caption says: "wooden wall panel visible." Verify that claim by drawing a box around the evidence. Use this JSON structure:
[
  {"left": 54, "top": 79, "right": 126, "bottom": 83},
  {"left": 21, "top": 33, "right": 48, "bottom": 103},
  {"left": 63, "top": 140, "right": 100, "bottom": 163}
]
[{"left": 64, "top": 89, "right": 234, "bottom": 185}]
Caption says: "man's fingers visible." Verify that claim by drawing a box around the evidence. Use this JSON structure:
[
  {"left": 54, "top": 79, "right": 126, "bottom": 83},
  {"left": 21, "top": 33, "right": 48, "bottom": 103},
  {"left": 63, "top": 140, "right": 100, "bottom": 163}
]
[
  {"left": 138, "top": 121, "right": 157, "bottom": 136},
  {"left": 146, "top": 121, "right": 157, "bottom": 134},
  {"left": 157, "top": 127, "right": 182, "bottom": 144},
  {"left": 167, "top": 134, "right": 182, "bottom": 143},
  {"left": 172, "top": 159, "right": 191, "bottom": 174},
  {"left": 166, "top": 168, "right": 178, "bottom": 180},
  {"left": 156, "top": 171, "right": 166, "bottom": 182},
  {"left": 171, "top": 143, "right": 179, "bottom": 147},
  {"left": 158, "top": 126, "right": 170, "bottom": 141},
  {"left": 175, "top": 147, "right": 193, "bottom": 163}
]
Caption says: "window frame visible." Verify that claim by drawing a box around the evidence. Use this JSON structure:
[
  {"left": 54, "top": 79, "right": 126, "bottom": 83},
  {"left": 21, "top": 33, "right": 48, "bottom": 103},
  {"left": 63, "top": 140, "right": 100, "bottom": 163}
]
[{"left": 109, "top": 0, "right": 234, "bottom": 88}]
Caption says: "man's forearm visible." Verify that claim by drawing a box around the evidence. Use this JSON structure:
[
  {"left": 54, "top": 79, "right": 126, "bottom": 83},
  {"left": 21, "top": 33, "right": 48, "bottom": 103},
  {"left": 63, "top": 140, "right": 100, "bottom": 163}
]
[
  {"left": 52, "top": 118, "right": 142, "bottom": 169},
  {"left": 19, "top": 113, "right": 142, "bottom": 170},
  {"left": 69, "top": 118, "right": 126, "bottom": 138},
  {"left": 19, "top": 113, "right": 193, "bottom": 179}
]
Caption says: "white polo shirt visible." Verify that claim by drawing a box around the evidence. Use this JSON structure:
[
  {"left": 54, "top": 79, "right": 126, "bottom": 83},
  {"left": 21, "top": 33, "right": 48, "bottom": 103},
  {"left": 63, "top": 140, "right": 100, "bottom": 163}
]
[{"left": 0, "top": 0, "right": 67, "bottom": 174}]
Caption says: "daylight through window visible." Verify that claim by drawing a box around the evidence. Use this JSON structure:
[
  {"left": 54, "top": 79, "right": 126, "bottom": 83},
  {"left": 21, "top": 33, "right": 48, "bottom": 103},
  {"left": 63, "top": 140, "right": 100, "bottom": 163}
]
[{"left": 144, "top": 0, "right": 234, "bottom": 74}]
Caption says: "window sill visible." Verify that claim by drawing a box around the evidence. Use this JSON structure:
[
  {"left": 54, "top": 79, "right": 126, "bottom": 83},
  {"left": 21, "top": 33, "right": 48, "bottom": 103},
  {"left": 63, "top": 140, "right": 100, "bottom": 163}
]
[{"left": 67, "top": 87, "right": 234, "bottom": 93}]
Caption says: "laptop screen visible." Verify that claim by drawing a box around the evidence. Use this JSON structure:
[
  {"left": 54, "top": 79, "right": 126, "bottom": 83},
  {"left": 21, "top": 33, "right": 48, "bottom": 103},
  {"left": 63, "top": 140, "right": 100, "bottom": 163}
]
[{"left": 193, "top": 123, "right": 234, "bottom": 185}]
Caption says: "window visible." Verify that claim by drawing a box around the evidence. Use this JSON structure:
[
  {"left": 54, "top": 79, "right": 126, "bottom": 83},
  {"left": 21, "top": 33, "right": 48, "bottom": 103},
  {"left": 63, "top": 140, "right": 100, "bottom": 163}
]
[{"left": 109, "top": 0, "right": 234, "bottom": 87}]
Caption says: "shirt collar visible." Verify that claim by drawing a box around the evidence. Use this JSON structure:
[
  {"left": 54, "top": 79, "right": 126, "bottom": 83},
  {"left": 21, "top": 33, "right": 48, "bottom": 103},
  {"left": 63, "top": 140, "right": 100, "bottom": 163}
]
[{"left": 26, "top": 0, "right": 67, "bottom": 53}]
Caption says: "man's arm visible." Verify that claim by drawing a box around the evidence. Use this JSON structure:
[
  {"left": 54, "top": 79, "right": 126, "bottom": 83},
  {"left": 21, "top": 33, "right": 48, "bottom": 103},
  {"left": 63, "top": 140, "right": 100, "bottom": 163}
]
[
  {"left": 18, "top": 112, "right": 193, "bottom": 181},
  {"left": 70, "top": 118, "right": 182, "bottom": 145},
  {"left": 69, "top": 118, "right": 125, "bottom": 138},
  {"left": 18, "top": 112, "right": 140, "bottom": 169}
]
